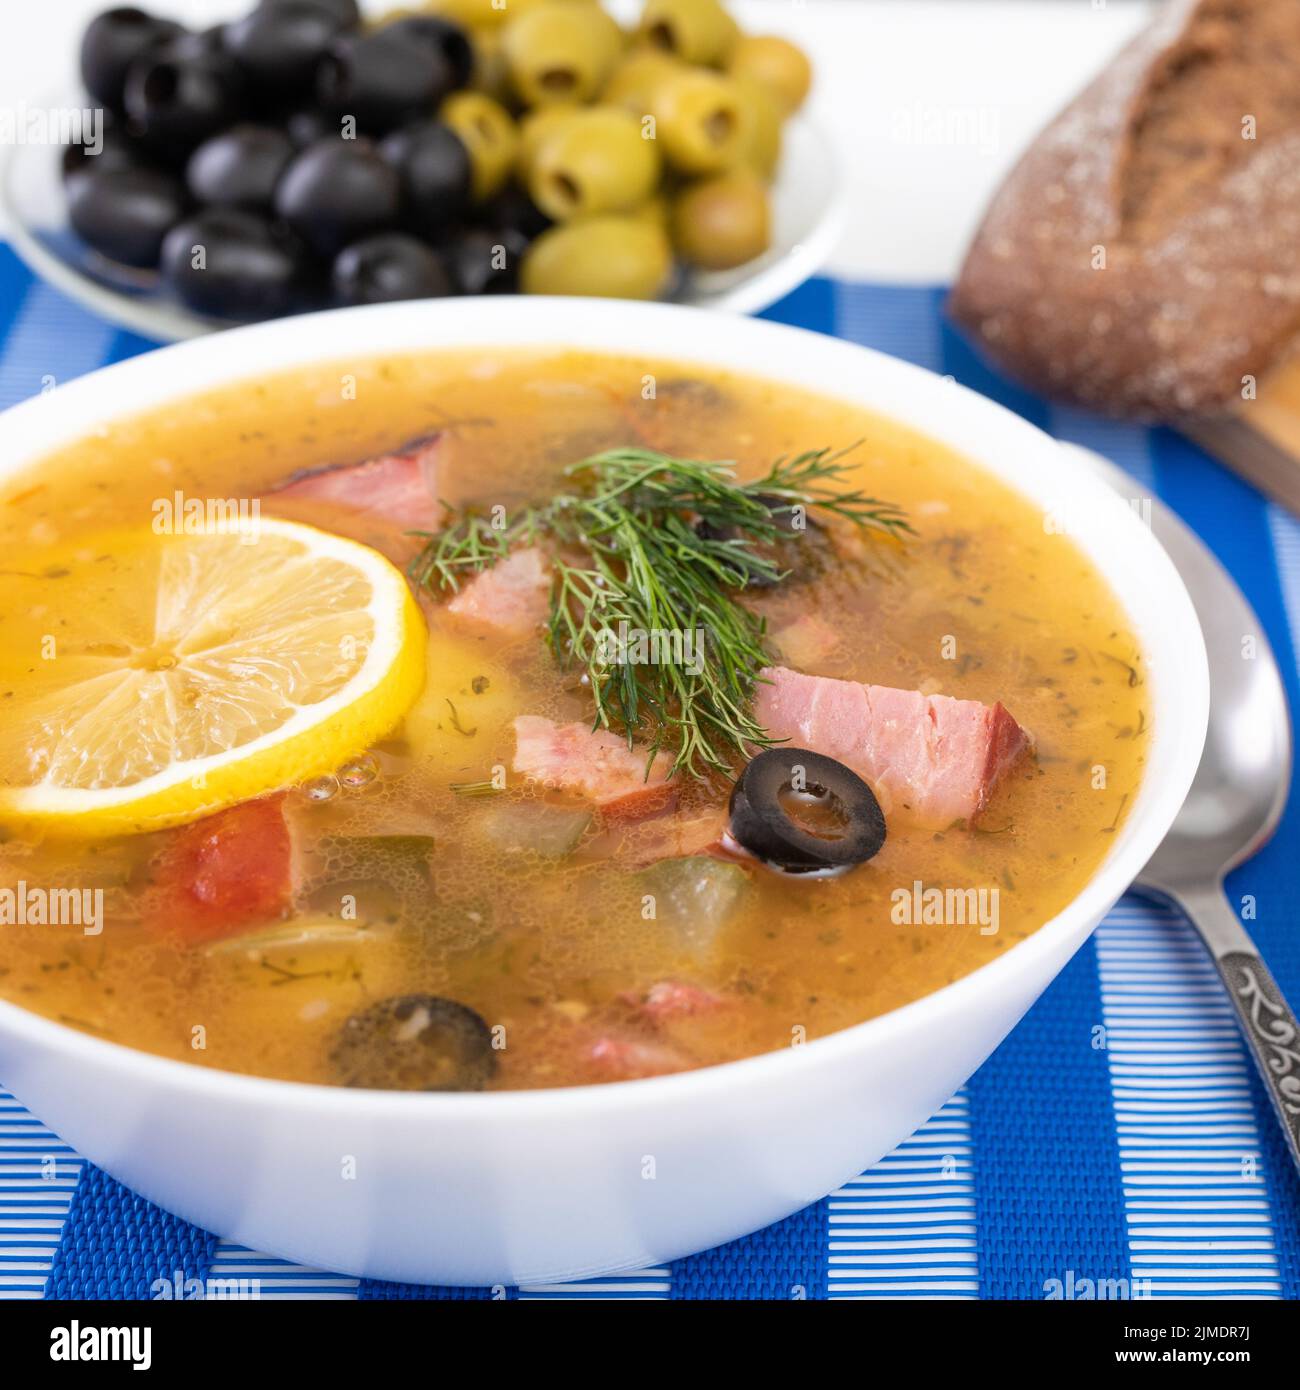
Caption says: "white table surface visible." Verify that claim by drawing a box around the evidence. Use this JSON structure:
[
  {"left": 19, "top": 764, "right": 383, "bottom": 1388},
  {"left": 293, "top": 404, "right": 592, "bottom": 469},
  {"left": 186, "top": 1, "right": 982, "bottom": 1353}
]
[{"left": 3, "top": 0, "right": 1153, "bottom": 283}]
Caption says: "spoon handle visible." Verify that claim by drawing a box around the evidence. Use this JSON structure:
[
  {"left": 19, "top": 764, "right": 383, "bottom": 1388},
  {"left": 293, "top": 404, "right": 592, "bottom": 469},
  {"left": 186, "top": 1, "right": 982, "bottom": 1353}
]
[{"left": 1175, "top": 884, "right": 1300, "bottom": 1175}]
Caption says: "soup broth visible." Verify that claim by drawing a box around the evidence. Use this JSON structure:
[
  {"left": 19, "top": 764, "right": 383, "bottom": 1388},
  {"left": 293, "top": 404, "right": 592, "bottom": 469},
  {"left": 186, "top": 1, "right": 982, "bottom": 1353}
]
[{"left": 0, "top": 351, "right": 1148, "bottom": 1089}]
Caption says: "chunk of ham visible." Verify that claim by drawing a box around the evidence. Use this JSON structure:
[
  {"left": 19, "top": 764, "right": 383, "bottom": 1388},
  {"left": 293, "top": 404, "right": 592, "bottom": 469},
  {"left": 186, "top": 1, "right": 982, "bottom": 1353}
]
[
  {"left": 266, "top": 434, "right": 445, "bottom": 557},
  {"left": 754, "top": 665, "right": 1031, "bottom": 828},
  {"left": 609, "top": 806, "right": 728, "bottom": 866},
  {"left": 447, "top": 546, "right": 551, "bottom": 637},
  {"left": 512, "top": 715, "right": 676, "bottom": 819},
  {"left": 585, "top": 982, "right": 723, "bottom": 1078},
  {"left": 619, "top": 980, "right": 725, "bottom": 1022},
  {"left": 587, "top": 1034, "right": 693, "bottom": 1081},
  {"left": 144, "top": 795, "right": 295, "bottom": 942}
]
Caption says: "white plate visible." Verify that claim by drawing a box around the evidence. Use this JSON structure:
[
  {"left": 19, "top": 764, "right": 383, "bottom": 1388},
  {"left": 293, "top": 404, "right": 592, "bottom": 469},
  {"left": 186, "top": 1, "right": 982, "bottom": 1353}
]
[{"left": 0, "top": 99, "right": 843, "bottom": 341}]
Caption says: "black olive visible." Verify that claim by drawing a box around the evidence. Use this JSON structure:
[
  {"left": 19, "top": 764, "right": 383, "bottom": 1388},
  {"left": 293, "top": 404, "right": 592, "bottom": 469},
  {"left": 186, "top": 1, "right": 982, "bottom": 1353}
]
[
  {"left": 316, "top": 30, "right": 455, "bottom": 135},
  {"left": 274, "top": 137, "right": 403, "bottom": 259},
  {"left": 331, "top": 994, "right": 496, "bottom": 1092},
  {"left": 61, "top": 113, "right": 144, "bottom": 180},
  {"left": 157, "top": 25, "right": 228, "bottom": 60},
  {"left": 480, "top": 181, "right": 551, "bottom": 243},
  {"left": 265, "top": 0, "right": 361, "bottom": 26},
  {"left": 331, "top": 233, "right": 453, "bottom": 305},
  {"left": 286, "top": 106, "right": 337, "bottom": 146},
  {"left": 221, "top": 0, "right": 347, "bottom": 103},
  {"left": 123, "top": 46, "right": 245, "bottom": 156},
  {"left": 79, "top": 7, "right": 184, "bottom": 111},
  {"left": 379, "top": 121, "right": 472, "bottom": 238},
  {"left": 66, "top": 165, "right": 188, "bottom": 268},
  {"left": 160, "top": 209, "right": 314, "bottom": 319},
  {"left": 381, "top": 14, "right": 474, "bottom": 89},
  {"left": 186, "top": 125, "right": 295, "bottom": 211},
  {"left": 447, "top": 226, "right": 523, "bottom": 295},
  {"left": 728, "top": 748, "right": 886, "bottom": 873}
]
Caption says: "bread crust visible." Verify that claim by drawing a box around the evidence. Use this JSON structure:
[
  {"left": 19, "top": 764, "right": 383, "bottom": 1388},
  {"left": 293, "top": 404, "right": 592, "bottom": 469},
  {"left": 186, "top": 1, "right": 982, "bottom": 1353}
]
[{"left": 950, "top": 0, "right": 1300, "bottom": 421}]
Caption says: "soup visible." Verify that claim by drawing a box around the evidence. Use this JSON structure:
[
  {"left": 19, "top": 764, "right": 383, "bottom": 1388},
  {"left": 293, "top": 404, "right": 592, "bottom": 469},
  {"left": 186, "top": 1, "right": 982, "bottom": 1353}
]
[{"left": 0, "top": 352, "right": 1147, "bottom": 1089}]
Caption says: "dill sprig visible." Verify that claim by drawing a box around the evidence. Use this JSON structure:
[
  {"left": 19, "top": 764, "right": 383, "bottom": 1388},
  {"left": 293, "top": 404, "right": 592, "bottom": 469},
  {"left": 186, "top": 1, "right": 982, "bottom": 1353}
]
[
  {"left": 412, "top": 445, "right": 911, "bottom": 777},
  {"left": 747, "top": 445, "right": 915, "bottom": 536}
]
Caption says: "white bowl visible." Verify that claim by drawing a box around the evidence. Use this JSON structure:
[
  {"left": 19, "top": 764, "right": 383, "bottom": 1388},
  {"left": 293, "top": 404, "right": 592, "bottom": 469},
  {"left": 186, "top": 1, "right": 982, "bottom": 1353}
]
[
  {"left": 0, "top": 298, "right": 1208, "bottom": 1285},
  {"left": 0, "top": 100, "right": 843, "bottom": 340}
]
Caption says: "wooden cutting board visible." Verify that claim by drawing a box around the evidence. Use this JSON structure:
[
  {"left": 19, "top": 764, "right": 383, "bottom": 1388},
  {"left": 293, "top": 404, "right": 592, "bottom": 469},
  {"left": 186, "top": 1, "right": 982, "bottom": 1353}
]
[{"left": 1183, "top": 360, "right": 1300, "bottom": 516}]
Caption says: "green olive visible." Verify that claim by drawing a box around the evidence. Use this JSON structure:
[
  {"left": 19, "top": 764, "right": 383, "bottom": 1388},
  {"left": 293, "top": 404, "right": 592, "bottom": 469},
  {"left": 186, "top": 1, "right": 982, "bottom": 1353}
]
[
  {"left": 671, "top": 168, "right": 770, "bottom": 270},
  {"left": 638, "top": 0, "right": 738, "bottom": 67},
  {"left": 422, "top": 0, "right": 521, "bottom": 30},
  {"left": 651, "top": 68, "right": 750, "bottom": 175},
  {"left": 516, "top": 104, "right": 582, "bottom": 179},
  {"left": 733, "top": 74, "right": 781, "bottom": 178},
  {"left": 629, "top": 193, "right": 669, "bottom": 230},
  {"left": 529, "top": 106, "right": 661, "bottom": 219},
  {"left": 601, "top": 48, "right": 682, "bottom": 115},
  {"left": 469, "top": 26, "right": 514, "bottom": 105},
  {"left": 441, "top": 91, "right": 519, "bottom": 200},
  {"left": 727, "top": 34, "right": 811, "bottom": 115},
  {"left": 521, "top": 215, "right": 672, "bottom": 297},
  {"left": 501, "top": 3, "right": 623, "bottom": 107}
]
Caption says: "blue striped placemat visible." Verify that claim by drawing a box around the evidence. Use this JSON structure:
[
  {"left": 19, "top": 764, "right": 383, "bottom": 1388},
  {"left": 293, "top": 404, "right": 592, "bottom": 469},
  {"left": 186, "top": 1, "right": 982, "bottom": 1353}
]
[{"left": 0, "top": 256, "right": 1297, "bottom": 1300}]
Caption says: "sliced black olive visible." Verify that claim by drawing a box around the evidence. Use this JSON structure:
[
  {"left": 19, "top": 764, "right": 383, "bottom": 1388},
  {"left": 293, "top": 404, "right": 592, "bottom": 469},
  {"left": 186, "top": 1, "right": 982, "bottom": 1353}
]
[
  {"left": 160, "top": 208, "right": 314, "bottom": 318},
  {"left": 728, "top": 748, "right": 885, "bottom": 873},
  {"left": 379, "top": 121, "right": 472, "bottom": 239},
  {"left": 331, "top": 994, "right": 496, "bottom": 1092},
  {"left": 122, "top": 45, "right": 245, "bottom": 156},
  {"left": 752, "top": 491, "right": 823, "bottom": 536},
  {"left": 382, "top": 14, "right": 474, "bottom": 89},
  {"left": 66, "top": 165, "right": 188, "bottom": 268},
  {"left": 317, "top": 30, "right": 456, "bottom": 135},
  {"left": 186, "top": 125, "right": 295, "bottom": 211},
  {"left": 80, "top": 7, "right": 184, "bottom": 111},
  {"left": 274, "top": 137, "right": 403, "bottom": 259},
  {"left": 331, "top": 233, "right": 453, "bottom": 305},
  {"left": 698, "top": 491, "right": 820, "bottom": 542},
  {"left": 695, "top": 487, "right": 825, "bottom": 589},
  {"left": 221, "top": 0, "right": 347, "bottom": 103},
  {"left": 695, "top": 522, "right": 778, "bottom": 586}
]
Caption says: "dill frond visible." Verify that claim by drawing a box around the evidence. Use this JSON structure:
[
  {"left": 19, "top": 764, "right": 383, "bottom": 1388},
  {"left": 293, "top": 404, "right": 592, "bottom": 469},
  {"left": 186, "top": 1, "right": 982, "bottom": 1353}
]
[{"left": 413, "top": 446, "right": 911, "bottom": 777}]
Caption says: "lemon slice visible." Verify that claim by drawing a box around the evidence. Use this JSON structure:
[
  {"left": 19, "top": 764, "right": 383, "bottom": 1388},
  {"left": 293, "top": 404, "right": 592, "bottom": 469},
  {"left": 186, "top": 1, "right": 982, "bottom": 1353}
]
[{"left": 0, "top": 518, "right": 426, "bottom": 835}]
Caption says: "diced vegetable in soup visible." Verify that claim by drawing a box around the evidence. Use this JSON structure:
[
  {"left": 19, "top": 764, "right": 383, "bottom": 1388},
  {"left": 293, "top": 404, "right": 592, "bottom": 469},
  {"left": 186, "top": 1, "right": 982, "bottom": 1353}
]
[{"left": 0, "top": 351, "right": 1147, "bottom": 1090}]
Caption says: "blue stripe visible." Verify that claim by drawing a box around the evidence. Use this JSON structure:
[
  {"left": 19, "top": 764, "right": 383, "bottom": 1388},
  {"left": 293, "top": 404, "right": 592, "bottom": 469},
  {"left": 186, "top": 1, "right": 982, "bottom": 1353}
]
[
  {"left": 44, "top": 1166, "right": 217, "bottom": 1300},
  {"left": 966, "top": 938, "right": 1133, "bottom": 1298},
  {"left": 106, "top": 324, "right": 161, "bottom": 367},
  {"left": 760, "top": 273, "right": 836, "bottom": 336},
  {"left": 938, "top": 295, "right": 1052, "bottom": 431},
  {"left": 671, "top": 1200, "right": 830, "bottom": 1299}
]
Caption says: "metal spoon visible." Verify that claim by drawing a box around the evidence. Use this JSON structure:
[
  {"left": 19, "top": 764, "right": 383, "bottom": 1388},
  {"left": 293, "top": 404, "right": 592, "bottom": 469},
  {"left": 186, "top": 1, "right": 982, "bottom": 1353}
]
[{"left": 1065, "top": 443, "right": 1300, "bottom": 1173}]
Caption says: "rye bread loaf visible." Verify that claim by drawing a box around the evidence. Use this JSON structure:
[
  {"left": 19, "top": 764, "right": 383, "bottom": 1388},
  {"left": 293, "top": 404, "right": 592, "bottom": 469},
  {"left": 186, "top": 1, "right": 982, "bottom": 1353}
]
[{"left": 950, "top": 0, "right": 1300, "bottom": 421}]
